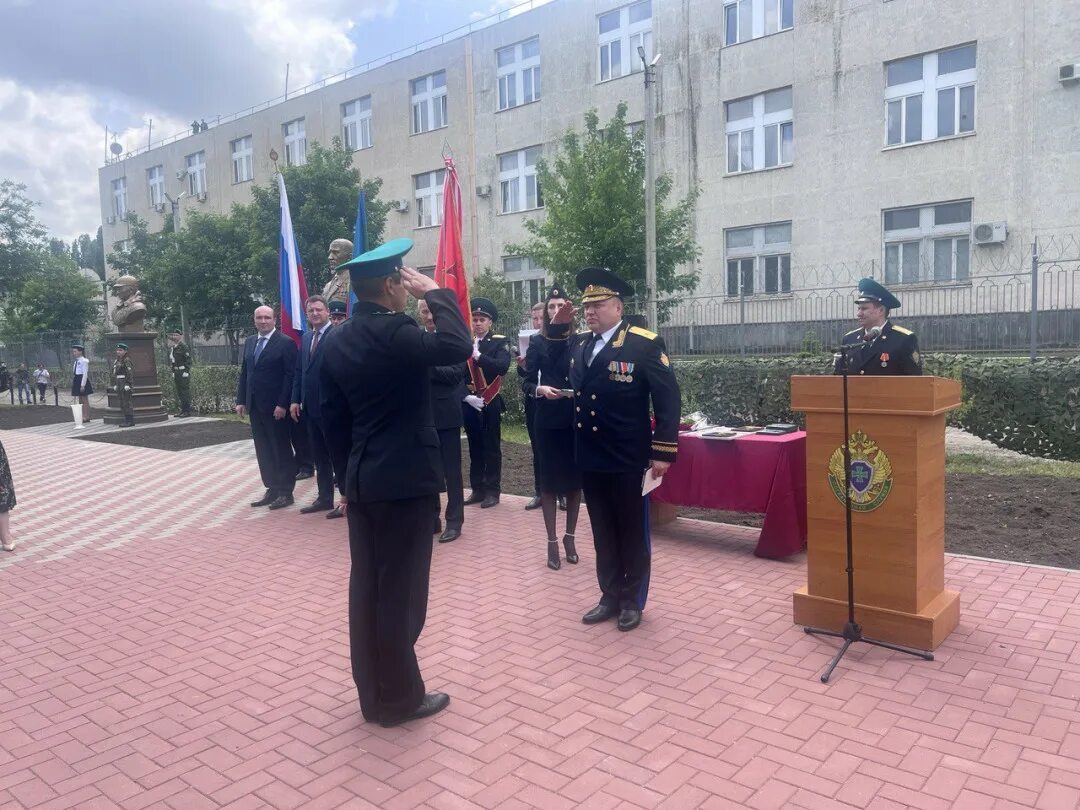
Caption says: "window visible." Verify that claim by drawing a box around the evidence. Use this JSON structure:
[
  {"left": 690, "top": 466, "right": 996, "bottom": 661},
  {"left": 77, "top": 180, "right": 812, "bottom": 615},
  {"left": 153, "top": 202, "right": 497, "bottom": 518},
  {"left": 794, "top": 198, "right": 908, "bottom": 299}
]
[
  {"left": 231, "top": 136, "right": 253, "bottom": 183},
  {"left": 412, "top": 71, "right": 448, "bottom": 134},
  {"left": 147, "top": 166, "right": 164, "bottom": 208},
  {"left": 185, "top": 151, "right": 206, "bottom": 196},
  {"left": 598, "top": 1, "right": 652, "bottom": 82},
  {"left": 499, "top": 147, "right": 543, "bottom": 213},
  {"left": 414, "top": 169, "right": 446, "bottom": 228},
  {"left": 724, "top": 222, "right": 792, "bottom": 296},
  {"left": 342, "top": 96, "right": 373, "bottom": 150},
  {"left": 111, "top": 177, "right": 128, "bottom": 218},
  {"left": 497, "top": 37, "right": 541, "bottom": 111},
  {"left": 283, "top": 119, "right": 306, "bottom": 166},
  {"left": 883, "top": 201, "right": 971, "bottom": 283},
  {"left": 885, "top": 44, "right": 976, "bottom": 146},
  {"left": 725, "top": 0, "right": 794, "bottom": 46},
  {"left": 726, "top": 87, "right": 793, "bottom": 173},
  {"left": 503, "top": 256, "right": 546, "bottom": 306}
]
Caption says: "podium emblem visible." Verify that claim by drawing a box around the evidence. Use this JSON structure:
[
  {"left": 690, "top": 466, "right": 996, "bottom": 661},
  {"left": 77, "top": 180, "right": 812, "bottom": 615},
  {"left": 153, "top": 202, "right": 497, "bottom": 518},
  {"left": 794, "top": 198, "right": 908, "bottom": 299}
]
[{"left": 828, "top": 430, "right": 893, "bottom": 511}]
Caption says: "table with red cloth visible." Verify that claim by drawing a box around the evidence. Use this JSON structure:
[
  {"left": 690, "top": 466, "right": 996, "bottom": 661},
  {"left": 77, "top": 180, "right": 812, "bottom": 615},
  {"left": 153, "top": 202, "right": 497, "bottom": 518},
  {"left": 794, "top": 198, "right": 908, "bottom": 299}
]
[{"left": 650, "top": 431, "right": 807, "bottom": 559}]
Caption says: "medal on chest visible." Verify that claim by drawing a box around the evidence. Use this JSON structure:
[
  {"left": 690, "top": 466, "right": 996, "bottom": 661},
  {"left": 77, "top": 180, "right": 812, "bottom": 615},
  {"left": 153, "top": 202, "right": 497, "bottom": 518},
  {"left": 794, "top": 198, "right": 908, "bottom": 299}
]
[{"left": 608, "top": 360, "right": 634, "bottom": 383}]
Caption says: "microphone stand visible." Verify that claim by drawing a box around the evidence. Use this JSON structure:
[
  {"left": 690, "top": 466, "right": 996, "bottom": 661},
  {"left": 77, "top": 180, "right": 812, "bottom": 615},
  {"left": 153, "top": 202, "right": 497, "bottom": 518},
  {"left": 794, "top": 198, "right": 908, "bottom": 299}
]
[{"left": 803, "top": 340, "right": 934, "bottom": 683}]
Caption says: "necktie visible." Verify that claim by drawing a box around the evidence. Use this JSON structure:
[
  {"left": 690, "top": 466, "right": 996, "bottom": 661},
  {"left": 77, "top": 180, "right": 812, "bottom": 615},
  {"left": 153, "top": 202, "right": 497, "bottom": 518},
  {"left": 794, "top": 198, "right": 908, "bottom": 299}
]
[
  {"left": 254, "top": 336, "right": 267, "bottom": 363},
  {"left": 586, "top": 334, "right": 602, "bottom": 366},
  {"left": 310, "top": 329, "right": 320, "bottom": 357}
]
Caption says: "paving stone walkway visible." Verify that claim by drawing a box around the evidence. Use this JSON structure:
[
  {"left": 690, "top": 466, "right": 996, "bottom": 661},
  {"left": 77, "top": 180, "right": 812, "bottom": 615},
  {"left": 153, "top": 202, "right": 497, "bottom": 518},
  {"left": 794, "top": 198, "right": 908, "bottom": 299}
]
[{"left": 1, "top": 429, "right": 1079, "bottom": 809}]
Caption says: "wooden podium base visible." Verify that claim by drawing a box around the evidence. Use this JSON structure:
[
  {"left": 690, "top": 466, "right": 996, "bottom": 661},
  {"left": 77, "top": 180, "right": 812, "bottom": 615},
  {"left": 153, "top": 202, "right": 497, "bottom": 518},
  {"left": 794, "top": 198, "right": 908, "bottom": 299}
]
[{"left": 793, "top": 586, "right": 959, "bottom": 651}]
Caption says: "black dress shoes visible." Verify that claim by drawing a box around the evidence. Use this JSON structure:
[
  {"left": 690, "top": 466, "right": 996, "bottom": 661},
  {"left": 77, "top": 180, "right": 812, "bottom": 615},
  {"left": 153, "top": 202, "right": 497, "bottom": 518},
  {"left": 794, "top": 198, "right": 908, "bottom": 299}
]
[
  {"left": 480, "top": 495, "right": 500, "bottom": 509},
  {"left": 300, "top": 500, "right": 332, "bottom": 514},
  {"left": 326, "top": 506, "right": 344, "bottom": 519},
  {"left": 463, "top": 492, "right": 485, "bottom": 506},
  {"left": 268, "top": 495, "right": 294, "bottom": 510},
  {"left": 582, "top": 604, "right": 618, "bottom": 624},
  {"left": 438, "top": 528, "right": 461, "bottom": 543},
  {"left": 251, "top": 491, "right": 275, "bottom": 507},
  {"left": 433, "top": 519, "right": 442, "bottom": 535},
  {"left": 379, "top": 692, "right": 450, "bottom": 728},
  {"left": 295, "top": 469, "right": 314, "bottom": 481},
  {"left": 524, "top": 496, "right": 541, "bottom": 510},
  {"left": 618, "top": 609, "right": 642, "bottom": 632}
]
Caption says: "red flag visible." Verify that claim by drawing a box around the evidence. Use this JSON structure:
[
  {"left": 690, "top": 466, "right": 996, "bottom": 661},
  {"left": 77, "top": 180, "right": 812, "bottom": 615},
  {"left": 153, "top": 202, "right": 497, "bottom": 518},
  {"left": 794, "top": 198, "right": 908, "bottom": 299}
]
[{"left": 435, "top": 157, "right": 501, "bottom": 404}]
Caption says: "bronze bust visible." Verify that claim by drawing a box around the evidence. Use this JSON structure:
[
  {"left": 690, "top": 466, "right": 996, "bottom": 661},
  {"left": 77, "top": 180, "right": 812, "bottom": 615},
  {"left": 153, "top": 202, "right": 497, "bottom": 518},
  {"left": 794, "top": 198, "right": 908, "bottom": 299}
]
[
  {"left": 321, "top": 238, "right": 355, "bottom": 305},
  {"left": 111, "top": 275, "right": 147, "bottom": 332}
]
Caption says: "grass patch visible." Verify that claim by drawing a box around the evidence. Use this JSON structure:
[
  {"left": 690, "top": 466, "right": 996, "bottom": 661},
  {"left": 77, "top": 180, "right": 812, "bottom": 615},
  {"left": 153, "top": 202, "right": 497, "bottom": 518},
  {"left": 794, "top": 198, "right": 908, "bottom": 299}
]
[
  {"left": 501, "top": 422, "right": 530, "bottom": 446},
  {"left": 946, "top": 453, "right": 1080, "bottom": 478}
]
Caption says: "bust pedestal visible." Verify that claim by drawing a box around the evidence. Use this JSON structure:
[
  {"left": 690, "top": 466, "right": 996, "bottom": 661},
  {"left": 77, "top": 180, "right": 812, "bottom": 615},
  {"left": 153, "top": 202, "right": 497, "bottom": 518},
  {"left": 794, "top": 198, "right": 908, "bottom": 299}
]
[{"left": 104, "top": 332, "right": 168, "bottom": 425}]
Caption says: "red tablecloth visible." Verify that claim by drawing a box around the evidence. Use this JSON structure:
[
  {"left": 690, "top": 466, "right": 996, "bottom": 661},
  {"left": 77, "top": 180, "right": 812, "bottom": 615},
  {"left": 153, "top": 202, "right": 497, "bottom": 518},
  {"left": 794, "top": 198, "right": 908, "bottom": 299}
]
[{"left": 651, "top": 431, "right": 807, "bottom": 559}]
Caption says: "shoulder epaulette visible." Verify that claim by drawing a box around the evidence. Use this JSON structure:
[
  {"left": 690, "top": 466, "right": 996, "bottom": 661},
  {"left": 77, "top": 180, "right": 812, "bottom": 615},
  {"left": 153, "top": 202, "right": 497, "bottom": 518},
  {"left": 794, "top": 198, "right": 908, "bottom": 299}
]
[
  {"left": 491, "top": 334, "right": 506, "bottom": 340},
  {"left": 628, "top": 325, "right": 658, "bottom": 340},
  {"left": 891, "top": 325, "right": 913, "bottom": 336}
]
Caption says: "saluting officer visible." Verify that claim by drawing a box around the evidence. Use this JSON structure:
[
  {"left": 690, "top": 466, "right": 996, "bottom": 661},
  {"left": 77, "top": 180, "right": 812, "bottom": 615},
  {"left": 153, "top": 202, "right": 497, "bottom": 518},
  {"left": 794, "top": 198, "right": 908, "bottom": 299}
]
[
  {"left": 320, "top": 238, "right": 473, "bottom": 728},
  {"left": 566, "top": 267, "right": 681, "bottom": 632},
  {"left": 462, "top": 298, "right": 511, "bottom": 509},
  {"left": 835, "top": 278, "right": 922, "bottom": 376},
  {"left": 168, "top": 330, "right": 193, "bottom": 417},
  {"left": 111, "top": 342, "right": 136, "bottom": 427}
]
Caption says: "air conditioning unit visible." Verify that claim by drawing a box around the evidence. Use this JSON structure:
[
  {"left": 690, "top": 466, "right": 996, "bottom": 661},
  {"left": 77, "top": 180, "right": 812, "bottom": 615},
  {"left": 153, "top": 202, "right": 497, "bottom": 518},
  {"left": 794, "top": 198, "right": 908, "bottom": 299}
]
[
  {"left": 197, "top": 192, "right": 208, "bottom": 203},
  {"left": 105, "top": 215, "right": 116, "bottom": 225},
  {"left": 394, "top": 199, "right": 410, "bottom": 213},
  {"left": 973, "top": 222, "right": 1007, "bottom": 245},
  {"left": 1059, "top": 64, "right": 1080, "bottom": 84},
  {"left": 476, "top": 184, "right": 491, "bottom": 198}
]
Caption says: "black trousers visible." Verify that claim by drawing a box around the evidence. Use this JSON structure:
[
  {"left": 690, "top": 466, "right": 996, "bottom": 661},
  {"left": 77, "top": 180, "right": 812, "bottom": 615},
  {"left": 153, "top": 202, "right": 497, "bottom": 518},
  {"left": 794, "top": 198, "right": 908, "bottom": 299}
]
[
  {"left": 290, "top": 411, "right": 313, "bottom": 474},
  {"left": 581, "top": 470, "right": 652, "bottom": 611},
  {"left": 525, "top": 399, "right": 540, "bottom": 497},
  {"left": 348, "top": 494, "right": 436, "bottom": 723},
  {"left": 250, "top": 407, "right": 297, "bottom": 496},
  {"left": 307, "top": 414, "right": 335, "bottom": 504},
  {"left": 462, "top": 405, "right": 502, "bottom": 497},
  {"left": 435, "top": 427, "right": 464, "bottom": 530}
]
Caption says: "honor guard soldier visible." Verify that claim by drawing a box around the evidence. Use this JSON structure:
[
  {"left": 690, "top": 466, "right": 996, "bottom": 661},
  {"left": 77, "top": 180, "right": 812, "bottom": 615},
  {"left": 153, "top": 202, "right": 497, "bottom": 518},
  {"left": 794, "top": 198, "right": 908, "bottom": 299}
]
[
  {"left": 567, "top": 267, "right": 681, "bottom": 632},
  {"left": 462, "top": 298, "right": 511, "bottom": 508},
  {"left": 835, "top": 278, "right": 922, "bottom": 376},
  {"left": 168, "top": 330, "right": 193, "bottom": 416},
  {"left": 328, "top": 299, "right": 348, "bottom": 326},
  {"left": 320, "top": 238, "right": 473, "bottom": 728},
  {"left": 111, "top": 343, "right": 136, "bottom": 427}
]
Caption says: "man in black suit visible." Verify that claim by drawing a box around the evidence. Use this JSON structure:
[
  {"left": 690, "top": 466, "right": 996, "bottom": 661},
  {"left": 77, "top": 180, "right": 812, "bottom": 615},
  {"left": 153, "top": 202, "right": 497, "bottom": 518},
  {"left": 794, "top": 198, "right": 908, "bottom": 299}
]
[
  {"left": 418, "top": 299, "right": 467, "bottom": 544},
  {"left": 461, "top": 298, "right": 510, "bottom": 508},
  {"left": 290, "top": 295, "right": 335, "bottom": 514},
  {"left": 320, "top": 238, "right": 472, "bottom": 728},
  {"left": 236, "top": 305, "right": 299, "bottom": 510}
]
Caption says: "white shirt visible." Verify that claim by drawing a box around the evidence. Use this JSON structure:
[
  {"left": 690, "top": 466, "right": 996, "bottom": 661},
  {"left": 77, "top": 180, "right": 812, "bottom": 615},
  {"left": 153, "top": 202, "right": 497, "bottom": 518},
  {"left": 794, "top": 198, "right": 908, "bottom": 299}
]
[
  {"left": 588, "top": 322, "right": 622, "bottom": 365},
  {"left": 34, "top": 368, "right": 50, "bottom": 384}
]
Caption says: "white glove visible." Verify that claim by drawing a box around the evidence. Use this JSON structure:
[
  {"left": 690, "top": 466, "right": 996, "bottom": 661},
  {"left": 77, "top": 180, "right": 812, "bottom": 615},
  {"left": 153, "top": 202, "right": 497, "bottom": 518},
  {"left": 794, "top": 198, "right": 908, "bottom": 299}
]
[
  {"left": 464, "top": 394, "right": 484, "bottom": 411},
  {"left": 472, "top": 338, "right": 481, "bottom": 361},
  {"left": 182, "top": 372, "right": 189, "bottom": 378},
  {"left": 123, "top": 386, "right": 131, "bottom": 391}
]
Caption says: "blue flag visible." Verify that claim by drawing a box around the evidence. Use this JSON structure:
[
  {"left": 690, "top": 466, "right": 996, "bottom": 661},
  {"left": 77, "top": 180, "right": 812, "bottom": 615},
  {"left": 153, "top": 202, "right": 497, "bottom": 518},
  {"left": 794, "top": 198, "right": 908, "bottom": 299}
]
[{"left": 348, "top": 189, "right": 367, "bottom": 315}]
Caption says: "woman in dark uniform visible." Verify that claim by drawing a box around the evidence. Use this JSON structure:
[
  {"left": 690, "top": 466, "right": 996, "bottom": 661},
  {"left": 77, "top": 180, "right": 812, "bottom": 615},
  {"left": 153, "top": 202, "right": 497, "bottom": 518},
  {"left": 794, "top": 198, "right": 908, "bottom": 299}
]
[
  {"left": 525, "top": 287, "right": 582, "bottom": 570},
  {"left": 71, "top": 343, "right": 93, "bottom": 423},
  {"left": 0, "top": 438, "right": 16, "bottom": 551}
]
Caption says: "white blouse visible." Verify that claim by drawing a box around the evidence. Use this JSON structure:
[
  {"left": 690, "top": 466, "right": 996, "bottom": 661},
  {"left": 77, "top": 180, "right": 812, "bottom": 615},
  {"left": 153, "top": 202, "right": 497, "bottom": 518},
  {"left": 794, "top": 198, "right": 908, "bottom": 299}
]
[{"left": 73, "top": 357, "right": 89, "bottom": 387}]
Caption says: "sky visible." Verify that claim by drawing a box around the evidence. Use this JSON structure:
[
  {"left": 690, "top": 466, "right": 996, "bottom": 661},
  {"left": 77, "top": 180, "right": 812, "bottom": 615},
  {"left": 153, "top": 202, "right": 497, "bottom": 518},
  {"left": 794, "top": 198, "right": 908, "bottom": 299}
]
[{"left": 0, "top": 0, "right": 532, "bottom": 243}]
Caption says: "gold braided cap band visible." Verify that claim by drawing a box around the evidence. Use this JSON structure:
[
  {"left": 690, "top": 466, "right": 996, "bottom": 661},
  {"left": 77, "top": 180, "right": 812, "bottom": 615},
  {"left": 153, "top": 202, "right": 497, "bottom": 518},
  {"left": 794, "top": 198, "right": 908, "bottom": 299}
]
[{"left": 581, "top": 284, "right": 620, "bottom": 304}]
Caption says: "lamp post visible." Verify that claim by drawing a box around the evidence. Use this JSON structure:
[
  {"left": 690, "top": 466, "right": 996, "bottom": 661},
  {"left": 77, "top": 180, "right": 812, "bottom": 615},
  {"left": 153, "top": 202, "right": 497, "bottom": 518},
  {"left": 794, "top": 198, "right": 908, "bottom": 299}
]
[{"left": 639, "top": 45, "right": 661, "bottom": 332}]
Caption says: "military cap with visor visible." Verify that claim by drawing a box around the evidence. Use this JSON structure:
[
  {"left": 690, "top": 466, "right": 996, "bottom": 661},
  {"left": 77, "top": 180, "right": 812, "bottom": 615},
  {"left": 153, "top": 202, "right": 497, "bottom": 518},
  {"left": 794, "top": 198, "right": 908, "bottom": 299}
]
[
  {"left": 855, "top": 277, "right": 901, "bottom": 310},
  {"left": 576, "top": 266, "right": 634, "bottom": 304}
]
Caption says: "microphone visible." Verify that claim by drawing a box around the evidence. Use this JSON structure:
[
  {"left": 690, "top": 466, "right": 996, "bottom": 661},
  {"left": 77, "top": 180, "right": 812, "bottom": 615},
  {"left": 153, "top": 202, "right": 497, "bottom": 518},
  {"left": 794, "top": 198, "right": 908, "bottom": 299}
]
[{"left": 867, "top": 326, "right": 883, "bottom": 339}]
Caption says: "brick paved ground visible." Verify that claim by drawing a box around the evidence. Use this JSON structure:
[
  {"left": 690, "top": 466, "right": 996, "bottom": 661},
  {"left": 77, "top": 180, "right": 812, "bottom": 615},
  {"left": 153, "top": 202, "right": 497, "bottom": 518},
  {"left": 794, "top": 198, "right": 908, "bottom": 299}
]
[{"left": 2, "top": 429, "right": 1079, "bottom": 809}]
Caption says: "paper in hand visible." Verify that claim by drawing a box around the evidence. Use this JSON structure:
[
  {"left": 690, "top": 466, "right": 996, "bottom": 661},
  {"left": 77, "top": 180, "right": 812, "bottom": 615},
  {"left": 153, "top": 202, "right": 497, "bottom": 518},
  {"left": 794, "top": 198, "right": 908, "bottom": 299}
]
[{"left": 642, "top": 469, "right": 664, "bottom": 496}]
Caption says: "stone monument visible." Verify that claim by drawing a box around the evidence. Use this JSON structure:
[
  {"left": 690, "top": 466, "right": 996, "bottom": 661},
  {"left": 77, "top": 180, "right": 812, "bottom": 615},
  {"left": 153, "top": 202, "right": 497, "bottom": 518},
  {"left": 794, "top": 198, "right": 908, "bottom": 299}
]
[
  {"left": 104, "top": 275, "right": 168, "bottom": 424},
  {"left": 321, "top": 238, "right": 355, "bottom": 306}
]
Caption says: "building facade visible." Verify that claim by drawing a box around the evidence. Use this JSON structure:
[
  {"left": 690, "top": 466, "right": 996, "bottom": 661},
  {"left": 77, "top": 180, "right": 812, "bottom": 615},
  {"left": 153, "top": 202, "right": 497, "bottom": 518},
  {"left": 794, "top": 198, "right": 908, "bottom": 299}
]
[{"left": 98, "top": 0, "right": 1080, "bottom": 348}]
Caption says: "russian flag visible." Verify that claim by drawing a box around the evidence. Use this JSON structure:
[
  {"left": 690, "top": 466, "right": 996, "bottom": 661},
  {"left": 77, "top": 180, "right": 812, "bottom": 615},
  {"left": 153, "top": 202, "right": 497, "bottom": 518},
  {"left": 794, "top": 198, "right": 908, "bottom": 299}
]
[{"left": 278, "top": 172, "right": 308, "bottom": 346}]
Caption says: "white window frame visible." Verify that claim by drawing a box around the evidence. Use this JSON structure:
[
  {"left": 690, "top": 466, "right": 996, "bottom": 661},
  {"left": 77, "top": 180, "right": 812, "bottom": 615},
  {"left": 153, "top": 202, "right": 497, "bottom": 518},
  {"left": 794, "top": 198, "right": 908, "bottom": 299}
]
[
  {"left": 414, "top": 169, "right": 446, "bottom": 228},
  {"left": 724, "top": 0, "right": 794, "bottom": 46},
  {"left": 499, "top": 147, "right": 543, "bottom": 214},
  {"left": 231, "top": 136, "right": 253, "bottom": 183},
  {"left": 497, "top": 37, "right": 541, "bottom": 111},
  {"left": 503, "top": 256, "right": 547, "bottom": 307},
  {"left": 283, "top": 118, "right": 307, "bottom": 166},
  {"left": 411, "top": 71, "right": 448, "bottom": 134},
  {"left": 883, "top": 201, "right": 972, "bottom": 284},
  {"left": 885, "top": 44, "right": 976, "bottom": 147},
  {"left": 111, "top": 177, "right": 128, "bottom": 218},
  {"left": 724, "top": 222, "right": 792, "bottom": 297},
  {"left": 342, "top": 96, "right": 373, "bottom": 151},
  {"left": 725, "top": 87, "right": 793, "bottom": 173},
  {"left": 597, "top": 1, "right": 652, "bottom": 83},
  {"left": 147, "top": 166, "right": 164, "bottom": 208},
  {"left": 185, "top": 152, "right": 206, "bottom": 196}
]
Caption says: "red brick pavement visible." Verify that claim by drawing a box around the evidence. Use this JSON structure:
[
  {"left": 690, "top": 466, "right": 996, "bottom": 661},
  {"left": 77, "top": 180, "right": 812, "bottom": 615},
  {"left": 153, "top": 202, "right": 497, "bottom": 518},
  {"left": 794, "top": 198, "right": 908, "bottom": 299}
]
[{"left": 2, "top": 430, "right": 1079, "bottom": 809}]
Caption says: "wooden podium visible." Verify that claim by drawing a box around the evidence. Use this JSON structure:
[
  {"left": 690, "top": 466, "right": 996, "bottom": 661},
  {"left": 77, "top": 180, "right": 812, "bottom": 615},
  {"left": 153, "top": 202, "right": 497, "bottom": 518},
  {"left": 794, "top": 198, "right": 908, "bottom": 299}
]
[{"left": 790, "top": 376, "right": 961, "bottom": 650}]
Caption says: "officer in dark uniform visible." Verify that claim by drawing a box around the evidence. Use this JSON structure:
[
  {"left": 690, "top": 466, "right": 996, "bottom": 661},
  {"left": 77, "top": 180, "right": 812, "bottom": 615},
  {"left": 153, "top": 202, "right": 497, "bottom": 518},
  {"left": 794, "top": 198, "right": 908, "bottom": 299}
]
[
  {"left": 320, "top": 238, "right": 472, "bottom": 728},
  {"left": 111, "top": 343, "right": 135, "bottom": 427},
  {"left": 835, "top": 277, "right": 922, "bottom": 376},
  {"left": 566, "top": 267, "right": 681, "bottom": 632},
  {"left": 328, "top": 299, "right": 348, "bottom": 327},
  {"left": 168, "top": 330, "right": 193, "bottom": 416},
  {"left": 519, "top": 302, "right": 545, "bottom": 511},
  {"left": 461, "top": 298, "right": 510, "bottom": 509}
]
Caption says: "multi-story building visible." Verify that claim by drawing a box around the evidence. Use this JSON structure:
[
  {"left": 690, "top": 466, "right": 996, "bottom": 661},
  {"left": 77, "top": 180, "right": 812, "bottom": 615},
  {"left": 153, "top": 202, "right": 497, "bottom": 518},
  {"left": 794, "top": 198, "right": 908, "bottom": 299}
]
[{"left": 98, "top": 0, "right": 1080, "bottom": 350}]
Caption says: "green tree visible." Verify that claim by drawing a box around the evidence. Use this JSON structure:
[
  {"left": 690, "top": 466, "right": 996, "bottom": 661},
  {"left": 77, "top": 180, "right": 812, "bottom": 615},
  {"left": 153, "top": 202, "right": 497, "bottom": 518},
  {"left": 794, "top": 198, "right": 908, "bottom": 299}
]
[
  {"left": 104, "top": 214, "right": 176, "bottom": 313},
  {"left": 247, "top": 139, "right": 392, "bottom": 295},
  {"left": 0, "top": 180, "right": 48, "bottom": 296},
  {"left": 1, "top": 253, "right": 100, "bottom": 341},
  {"left": 506, "top": 103, "right": 699, "bottom": 321},
  {"left": 470, "top": 266, "right": 529, "bottom": 335},
  {"left": 71, "top": 228, "right": 106, "bottom": 280}
]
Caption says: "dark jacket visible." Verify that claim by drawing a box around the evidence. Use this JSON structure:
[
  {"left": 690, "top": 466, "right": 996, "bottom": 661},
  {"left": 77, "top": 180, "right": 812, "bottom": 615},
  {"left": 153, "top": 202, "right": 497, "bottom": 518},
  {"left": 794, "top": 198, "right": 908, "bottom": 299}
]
[
  {"left": 430, "top": 359, "right": 468, "bottom": 431},
  {"left": 236, "top": 330, "right": 297, "bottom": 414},
  {"left": 290, "top": 323, "right": 333, "bottom": 420},
  {"left": 568, "top": 321, "right": 681, "bottom": 473},
  {"left": 519, "top": 333, "right": 541, "bottom": 417},
  {"left": 320, "top": 289, "right": 472, "bottom": 504},
  {"left": 525, "top": 326, "right": 576, "bottom": 431},
  {"left": 834, "top": 320, "right": 922, "bottom": 376},
  {"left": 467, "top": 332, "right": 511, "bottom": 414}
]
